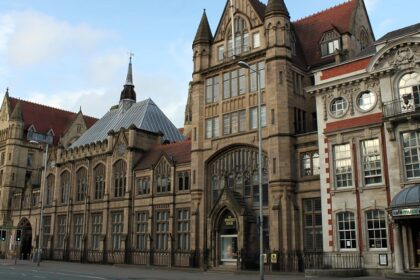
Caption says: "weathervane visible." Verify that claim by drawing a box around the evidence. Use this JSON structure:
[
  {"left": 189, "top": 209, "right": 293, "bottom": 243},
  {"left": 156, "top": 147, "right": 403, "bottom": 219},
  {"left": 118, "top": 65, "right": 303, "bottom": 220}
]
[{"left": 128, "top": 51, "right": 134, "bottom": 62}]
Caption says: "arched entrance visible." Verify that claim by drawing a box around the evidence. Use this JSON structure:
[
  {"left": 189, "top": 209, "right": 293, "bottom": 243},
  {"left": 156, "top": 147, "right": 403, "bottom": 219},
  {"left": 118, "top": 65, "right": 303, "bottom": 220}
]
[
  {"left": 17, "top": 218, "right": 32, "bottom": 260},
  {"left": 217, "top": 210, "right": 238, "bottom": 265}
]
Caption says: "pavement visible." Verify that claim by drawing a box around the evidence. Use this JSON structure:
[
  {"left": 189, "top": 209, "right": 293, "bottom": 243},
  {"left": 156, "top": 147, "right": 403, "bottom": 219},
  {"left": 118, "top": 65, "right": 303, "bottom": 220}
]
[{"left": 0, "top": 259, "right": 388, "bottom": 280}]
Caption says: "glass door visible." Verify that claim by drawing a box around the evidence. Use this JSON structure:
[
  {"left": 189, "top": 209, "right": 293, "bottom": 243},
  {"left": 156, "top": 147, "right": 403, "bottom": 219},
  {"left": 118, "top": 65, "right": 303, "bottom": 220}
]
[{"left": 220, "top": 234, "right": 238, "bottom": 262}]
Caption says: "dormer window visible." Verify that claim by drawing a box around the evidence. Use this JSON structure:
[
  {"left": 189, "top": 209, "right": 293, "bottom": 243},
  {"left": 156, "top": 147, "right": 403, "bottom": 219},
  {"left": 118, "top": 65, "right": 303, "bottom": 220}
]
[
  {"left": 227, "top": 17, "right": 249, "bottom": 57},
  {"left": 320, "top": 30, "right": 341, "bottom": 57}
]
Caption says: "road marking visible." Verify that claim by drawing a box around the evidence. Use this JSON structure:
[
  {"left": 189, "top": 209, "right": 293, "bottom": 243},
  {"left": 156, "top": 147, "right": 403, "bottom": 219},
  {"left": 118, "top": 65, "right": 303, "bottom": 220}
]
[{"left": 54, "top": 272, "right": 107, "bottom": 279}]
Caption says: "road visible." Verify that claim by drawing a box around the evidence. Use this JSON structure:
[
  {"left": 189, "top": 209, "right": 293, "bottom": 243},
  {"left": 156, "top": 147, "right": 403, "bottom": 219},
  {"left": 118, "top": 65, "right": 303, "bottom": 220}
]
[{"left": 0, "top": 259, "right": 387, "bottom": 280}]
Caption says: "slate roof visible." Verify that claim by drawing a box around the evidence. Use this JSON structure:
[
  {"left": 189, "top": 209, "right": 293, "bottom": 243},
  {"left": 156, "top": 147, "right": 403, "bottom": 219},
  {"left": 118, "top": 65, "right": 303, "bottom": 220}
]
[
  {"left": 70, "top": 98, "right": 184, "bottom": 148},
  {"left": 376, "top": 22, "right": 420, "bottom": 44},
  {"left": 293, "top": 0, "right": 358, "bottom": 67},
  {"left": 193, "top": 10, "right": 213, "bottom": 45},
  {"left": 135, "top": 140, "right": 191, "bottom": 171},
  {"left": 8, "top": 96, "right": 97, "bottom": 145}
]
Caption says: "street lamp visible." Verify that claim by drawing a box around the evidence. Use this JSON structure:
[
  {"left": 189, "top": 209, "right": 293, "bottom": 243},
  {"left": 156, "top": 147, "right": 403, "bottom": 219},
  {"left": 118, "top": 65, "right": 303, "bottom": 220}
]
[{"left": 238, "top": 60, "right": 264, "bottom": 280}]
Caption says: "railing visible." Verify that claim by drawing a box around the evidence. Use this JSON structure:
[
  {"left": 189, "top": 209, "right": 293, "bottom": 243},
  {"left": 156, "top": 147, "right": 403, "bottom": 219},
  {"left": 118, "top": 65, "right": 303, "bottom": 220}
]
[{"left": 384, "top": 95, "right": 420, "bottom": 118}]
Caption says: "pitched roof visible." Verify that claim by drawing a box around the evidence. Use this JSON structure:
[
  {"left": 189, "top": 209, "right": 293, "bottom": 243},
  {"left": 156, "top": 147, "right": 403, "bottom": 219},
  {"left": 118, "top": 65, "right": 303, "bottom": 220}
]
[
  {"left": 70, "top": 98, "right": 185, "bottom": 148},
  {"left": 293, "top": 0, "right": 358, "bottom": 67},
  {"left": 376, "top": 22, "right": 420, "bottom": 44},
  {"left": 265, "top": 0, "right": 289, "bottom": 18},
  {"left": 8, "top": 97, "right": 97, "bottom": 145},
  {"left": 135, "top": 140, "right": 191, "bottom": 170},
  {"left": 249, "top": 0, "right": 266, "bottom": 20},
  {"left": 193, "top": 10, "right": 213, "bottom": 46}
]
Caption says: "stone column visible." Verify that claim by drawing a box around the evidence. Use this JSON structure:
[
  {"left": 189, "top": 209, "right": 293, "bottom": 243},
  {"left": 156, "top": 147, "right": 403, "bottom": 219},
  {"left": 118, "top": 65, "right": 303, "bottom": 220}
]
[
  {"left": 402, "top": 224, "right": 410, "bottom": 270},
  {"left": 393, "top": 223, "right": 404, "bottom": 273}
]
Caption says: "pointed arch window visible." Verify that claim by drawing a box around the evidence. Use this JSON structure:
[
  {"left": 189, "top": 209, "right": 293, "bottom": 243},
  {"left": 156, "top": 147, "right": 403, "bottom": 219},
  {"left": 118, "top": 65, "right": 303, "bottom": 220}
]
[
  {"left": 45, "top": 174, "right": 55, "bottom": 206},
  {"left": 227, "top": 17, "right": 249, "bottom": 57},
  {"left": 113, "top": 160, "right": 126, "bottom": 198},
  {"left": 60, "top": 171, "right": 70, "bottom": 204},
  {"left": 94, "top": 164, "right": 105, "bottom": 200},
  {"left": 76, "top": 167, "right": 87, "bottom": 202},
  {"left": 155, "top": 160, "right": 171, "bottom": 193}
]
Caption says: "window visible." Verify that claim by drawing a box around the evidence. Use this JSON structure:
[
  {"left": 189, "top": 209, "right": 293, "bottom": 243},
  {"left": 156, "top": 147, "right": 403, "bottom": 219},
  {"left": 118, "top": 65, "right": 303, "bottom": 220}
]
[
  {"left": 361, "top": 139, "right": 382, "bottom": 185},
  {"left": 45, "top": 175, "right": 54, "bottom": 206},
  {"left": 206, "top": 76, "right": 219, "bottom": 104},
  {"left": 330, "top": 97, "right": 348, "bottom": 117},
  {"left": 155, "top": 160, "right": 171, "bottom": 193},
  {"left": 253, "top": 32, "right": 260, "bottom": 48},
  {"left": 321, "top": 39, "right": 340, "bottom": 56},
  {"left": 205, "top": 117, "right": 219, "bottom": 139},
  {"left": 155, "top": 210, "right": 169, "bottom": 251},
  {"left": 337, "top": 212, "right": 356, "bottom": 249},
  {"left": 294, "top": 108, "right": 307, "bottom": 133},
  {"left": 111, "top": 212, "right": 124, "bottom": 250},
  {"left": 74, "top": 214, "right": 84, "bottom": 249},
  {"left": 91, "top": 213, "right": 102, "bottom": 250},
  {"left": 43, "top": 216, "right": 51, "bottom": 248},
  {"left": 223, "top": 110, "right": 246, "bottom": 135},
  {"left": 57, "top": 215, "right": 67, "bottom": 249},
  {"left": 137, "top": 177, "right": 150, "bottom": 195},
  {"left": 113, "top": 160, "right": 126, "bottom": 198},
  {"left": 302, "top": 152, "right": 320, "bottom": 177},
  {"left": 217, "top": 45, "right": 224, "bottom": 61},
  {"left": 60, "top": 171, "right": 70, "bottom": 204},
  {"left": 27, "top": 152, "right": 33, "bottom": 167},
  {"left": 303, "top": 198, "right": 323, "bottom": 251},
  {"left": 252, "top": 172, "right": 268, "bottom": 206},
  {"left": 250, "top": 106, "right": 267, "bottom": 129},
  {"left": 177, "top": 172, "right": 190, "bottom": 191},
  {"left": 177, "top": 209, "right": 190, "bottom": 250},
  {"left": 402, "top": 131, "right": 420, "bottom": 179},
  {"left": 333, "top": 144, "right": 352, "bottom": 188},
  {"left": 94, "top": 164, "right": 105, "bottom": 200},
  {"left": 76, "top": 168, "right": 87, "bottom": 202},
  {"left": 250, "top": 62, "right": 265, "bottom": 92},
  {"left": 223, "top": 69, "right": 245, "bottom": 99},
  {"left": 263, "top": 216, "right": 270, "bottom": 251},
  {"left": 136, "top": 212, "right": 148, "bottom": 250},
  {"left": 399, "top": 72, "right": 420, "bottom": 112},
  {"left": 366, "top": 210, "right": 387, "bottom": 249},
  {"left": 227, "top": 17, "right": 249, "bottom": 57},
  {"left": 293, "top": 71, "right": 304, "bottom": 96},
  {"left": 357, "top": 91, "right": 376, "bottom": 111}
]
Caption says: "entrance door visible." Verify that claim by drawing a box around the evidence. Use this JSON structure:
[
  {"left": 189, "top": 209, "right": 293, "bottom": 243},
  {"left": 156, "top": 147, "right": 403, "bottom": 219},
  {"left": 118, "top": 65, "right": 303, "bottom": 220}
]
[
  {"left": 18, "top": 218, "right": 32, "bottom": 260},
  {"left": 220, "top": 234, "right": 237, "bottom": 262}
]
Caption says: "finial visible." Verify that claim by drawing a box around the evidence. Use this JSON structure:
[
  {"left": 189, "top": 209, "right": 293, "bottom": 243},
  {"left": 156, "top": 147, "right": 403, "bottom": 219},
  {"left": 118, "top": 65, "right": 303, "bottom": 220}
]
[
  {"left": 6, "top": 87, "right": 9, "bottom": 94},
  {"left": 128, "top": 51, "right": 134, "bottom": 63}
]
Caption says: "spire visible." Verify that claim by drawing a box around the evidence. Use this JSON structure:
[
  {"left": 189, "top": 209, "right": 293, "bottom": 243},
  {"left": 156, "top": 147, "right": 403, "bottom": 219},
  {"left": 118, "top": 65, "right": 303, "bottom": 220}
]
[
  {"left": 265, "top": 0, "right": 289, "bottom": 18},
  {"left": 120, "top": 54, "right": 136, "bottom": 103},
  {"left": 193, "top": 9, "right": 213, "bottom": 46},
  {"left": 10, "top": 100, "right": 23, "bottom": 121}
]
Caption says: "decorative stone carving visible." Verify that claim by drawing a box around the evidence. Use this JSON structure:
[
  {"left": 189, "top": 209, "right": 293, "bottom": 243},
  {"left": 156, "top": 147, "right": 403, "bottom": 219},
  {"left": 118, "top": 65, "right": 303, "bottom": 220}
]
[{"left": 393, "top": 46, "right": 415, "bottom": 67}]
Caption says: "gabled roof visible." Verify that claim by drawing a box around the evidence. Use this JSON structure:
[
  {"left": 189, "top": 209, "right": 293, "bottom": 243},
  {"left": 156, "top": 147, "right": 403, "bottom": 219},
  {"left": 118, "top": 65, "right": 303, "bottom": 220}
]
[
  {"left": 376, "top": 22, "right": 420, "bottom": 44},
  {"left": 293, "top": 0, "right": 358, "bottom": 67},
  {"left": 70, "top": 98, "right": 185, "bottom": 148},
  {"left": 135, "top": 140, "right": 191, "bottom": 171},
  {"left": 8, "top": 97, "right": 97, "bottom": 145}
]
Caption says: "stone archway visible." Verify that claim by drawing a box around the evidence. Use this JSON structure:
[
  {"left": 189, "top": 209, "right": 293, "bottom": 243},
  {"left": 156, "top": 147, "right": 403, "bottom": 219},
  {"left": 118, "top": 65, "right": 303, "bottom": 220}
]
[{"left": 17, "top": 218, "right": 32, "bottom": 260}]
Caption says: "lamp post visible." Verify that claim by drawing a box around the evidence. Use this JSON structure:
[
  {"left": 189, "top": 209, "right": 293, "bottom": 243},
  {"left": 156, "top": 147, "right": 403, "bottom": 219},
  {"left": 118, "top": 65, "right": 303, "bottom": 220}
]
[{"left": 238, "top": 60, "right": 264, "bottom": 280}]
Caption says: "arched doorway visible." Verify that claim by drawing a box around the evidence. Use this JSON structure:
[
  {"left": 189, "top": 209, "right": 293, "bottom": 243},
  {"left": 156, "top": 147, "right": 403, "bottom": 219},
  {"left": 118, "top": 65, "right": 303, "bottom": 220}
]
[
  {"left": 218, "top": 210, "right": 238, "bottom": 265},
  {"left": 17, "top": 218, "right": 32, "bottom": 260}
]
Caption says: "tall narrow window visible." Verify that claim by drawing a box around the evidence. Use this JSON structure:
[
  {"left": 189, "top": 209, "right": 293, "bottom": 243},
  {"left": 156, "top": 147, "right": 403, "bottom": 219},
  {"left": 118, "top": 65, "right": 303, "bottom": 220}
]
[
  {"left": 45, "top": 175, "right": 54, "bottom": 206},
  {"left": 136, "top": 212, "right": 148, "bottom": 250},
  {"left": 177, "top": 172, "right": 190, "bottom": 191},
  {"left": 206, "top": 76, "right": 219, "bottom": 104},
  {"left": 76, "top": 168, "right": 87, "bottom": 202},
  {"left": 337, "top": 212, "right": 356, "bottom": 249},
  {"left": 94, "top": 164, "right": 105, "bottom": 200},
  {"left": 399, "top": 72, "right": 420, "bottom": 112},
  {"left": 250, "top": 106, "right": 267, "bottom": 129},
  {"left": 57, "top": 215, "right": 67, "bottom": 249},
  {"left": 74, "top": 214, "right": 84, "bottom": 249},
  {"left": 302, "top": 152, "right": 320, "bottom": 177},
  {"left": 205, "top": 117, "right": 219, "bottom": 139},
  {"left": 177, "top": 209, "right": 190, "bottom": 250},
  {"left": 91, "top": 213, "right": 102, "bottom": 250},
  {"left": 137, "top": 177, "right": 150, "bottom": 195},
  {"left": 361, "top": 139, "right": 382, "bottom": 185},
  {"left": 303, "top": 198, "right": 323, "bottom": 251},
  {"left": 155, "top": 160, "right": 171, "bottom": 193},
  {"left": 113, "top": 160, "right": 126, "bottom": 198},
  {"left": 60, "top": 171, "right": 70, "bottom": 204},
  {"left": 366, "top": 210, "right": 387, "bottom": 249},
  {"left": 227, "top": 17, "right": 249, "bottom": 57},
  {"left": 43, "top": 216, "right": 51, "bottom": 248},
  {"left": 333, "top": 144, "right": 352, "bottom": 188},
  {"left": 155, "top": 210, "right": 169, "bottom": 251},
  {"left": 402, "top": 131, "right": 420, "bottom": 179},
  {"left": 250, "top": 62, "right": 265, "bottom": 92},
  {"left": 111, "top": 212, "right": 124, "bottom": 250}
]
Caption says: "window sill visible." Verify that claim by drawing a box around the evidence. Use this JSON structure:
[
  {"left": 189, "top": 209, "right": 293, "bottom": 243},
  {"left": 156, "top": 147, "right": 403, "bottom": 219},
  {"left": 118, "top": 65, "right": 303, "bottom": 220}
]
[
  {"left": 359, "top": 184, "right": 386, "bottom": 192},
  {"left": 331, "top": 187, "right": 355, "bottom": 195},
  {"left": 136, "top": 193, "right": 151, "bottom": 198},
  {"left": 176, "top": 190, "right": 190, "bottom": 194}
]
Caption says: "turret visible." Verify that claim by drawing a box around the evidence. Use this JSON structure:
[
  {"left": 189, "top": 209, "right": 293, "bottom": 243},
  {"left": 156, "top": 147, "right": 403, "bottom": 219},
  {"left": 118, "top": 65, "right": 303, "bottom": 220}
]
[
  {"left": 9, "top": 100, "right": 24, "bottom": 139},
  {"left": 264, "top": 0, "right": 291, "bottom": 51},
  {"left": 192, "top": 10, "right": 213, "bottom": 73},
  {"left": 119, "top": 56, "right": 136, "bottom": 110}
]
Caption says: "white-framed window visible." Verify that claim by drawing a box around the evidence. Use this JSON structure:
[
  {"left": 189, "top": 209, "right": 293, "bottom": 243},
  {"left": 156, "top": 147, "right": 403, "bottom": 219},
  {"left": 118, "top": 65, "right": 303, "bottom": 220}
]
[
  {"left": 74, "top": 214, "right": 84, "bottom": 249},
  {"left": 223, "top": 110, "right": 246, "bottom": 135},
  {"left": 330, "top": 97, "right": 348, "bottom": 118},
  {"left": 302, "top": 152, "right": 320, "bottom": 177},
  {"left": 136, "top": 212, "right": 148, "bottom": 250},
  {"left": 253, "top": 32, "right": 260, "bottom": 48},
  {"left": 399, "top": 72, "right": 420, "bottom": 111},
  {"left": 250, "top": 106, "right": 267, "bottom": 129},
  {"left": 361, "top": 139, "right": 382, "bottom": 185},
  {"left": 250, "top": 62, "right": 265, "bottom": 92},
  {"left": 205, "top": 117, "right": 219, "bottom": 139},
  {"left": 206, "top": 76, "right": 219, "bottom": 104},
  {"left": 155, "top": 210, "right": 169, "bottom": 251},
  {"left": 91, "top": 213, "right": 102, "bottom": 250},
  {"left": 223, "top": 69, "right": 245, "bottom": 99},
  {"left": 366, "top": 210, "right": 387, "bottom": 249},
  {"left": 402, "top": 131, "right": 420, "bottom": 179},
  {"left": 333, "top": 143, "right": 352, "bottom": 188},
  {"left": 357, "top": 91, "right": 376, "bottom": 111},
  {"left": 337, "top": 211, "right": 357, "bottom": 250},
  {"left": 177, "top": 209, "right": 190, "bottom": 250},
  {"left": 321, "top": 39, "right": 340, "bottom": 56},
  {"left": 111, "top": 212, "right": 124, "bottom": 250}
]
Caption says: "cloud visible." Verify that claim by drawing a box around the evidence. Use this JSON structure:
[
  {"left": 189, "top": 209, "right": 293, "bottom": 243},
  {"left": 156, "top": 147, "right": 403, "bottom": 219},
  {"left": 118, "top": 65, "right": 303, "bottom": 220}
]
[
  {"left": 88, "top": 50, "right": 128, "bottom": 87},
  {"left": 2, "top": 10, "right": 113, "bottom": 68}
]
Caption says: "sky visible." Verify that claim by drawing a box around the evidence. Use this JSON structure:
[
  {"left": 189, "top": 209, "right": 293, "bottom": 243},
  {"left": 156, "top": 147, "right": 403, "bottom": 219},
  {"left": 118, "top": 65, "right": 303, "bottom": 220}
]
[{"left": 0, "top": 0, "right": 418, "bottom": 128}]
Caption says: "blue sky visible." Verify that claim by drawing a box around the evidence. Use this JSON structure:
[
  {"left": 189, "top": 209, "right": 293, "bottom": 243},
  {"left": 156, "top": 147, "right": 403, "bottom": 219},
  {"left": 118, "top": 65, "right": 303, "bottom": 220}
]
[{"left": 0, "top": 0, "right": 417, "bottom": 127}]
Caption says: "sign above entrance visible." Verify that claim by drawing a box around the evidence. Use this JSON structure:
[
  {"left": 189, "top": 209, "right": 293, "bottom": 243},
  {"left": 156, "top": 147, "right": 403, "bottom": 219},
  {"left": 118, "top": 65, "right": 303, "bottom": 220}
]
[
  {"left": 392, "top": 208, "right": 420, "bottom": 217},
  {"left": 224, "top": 215, "right": 236, "bottom": 227}
]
